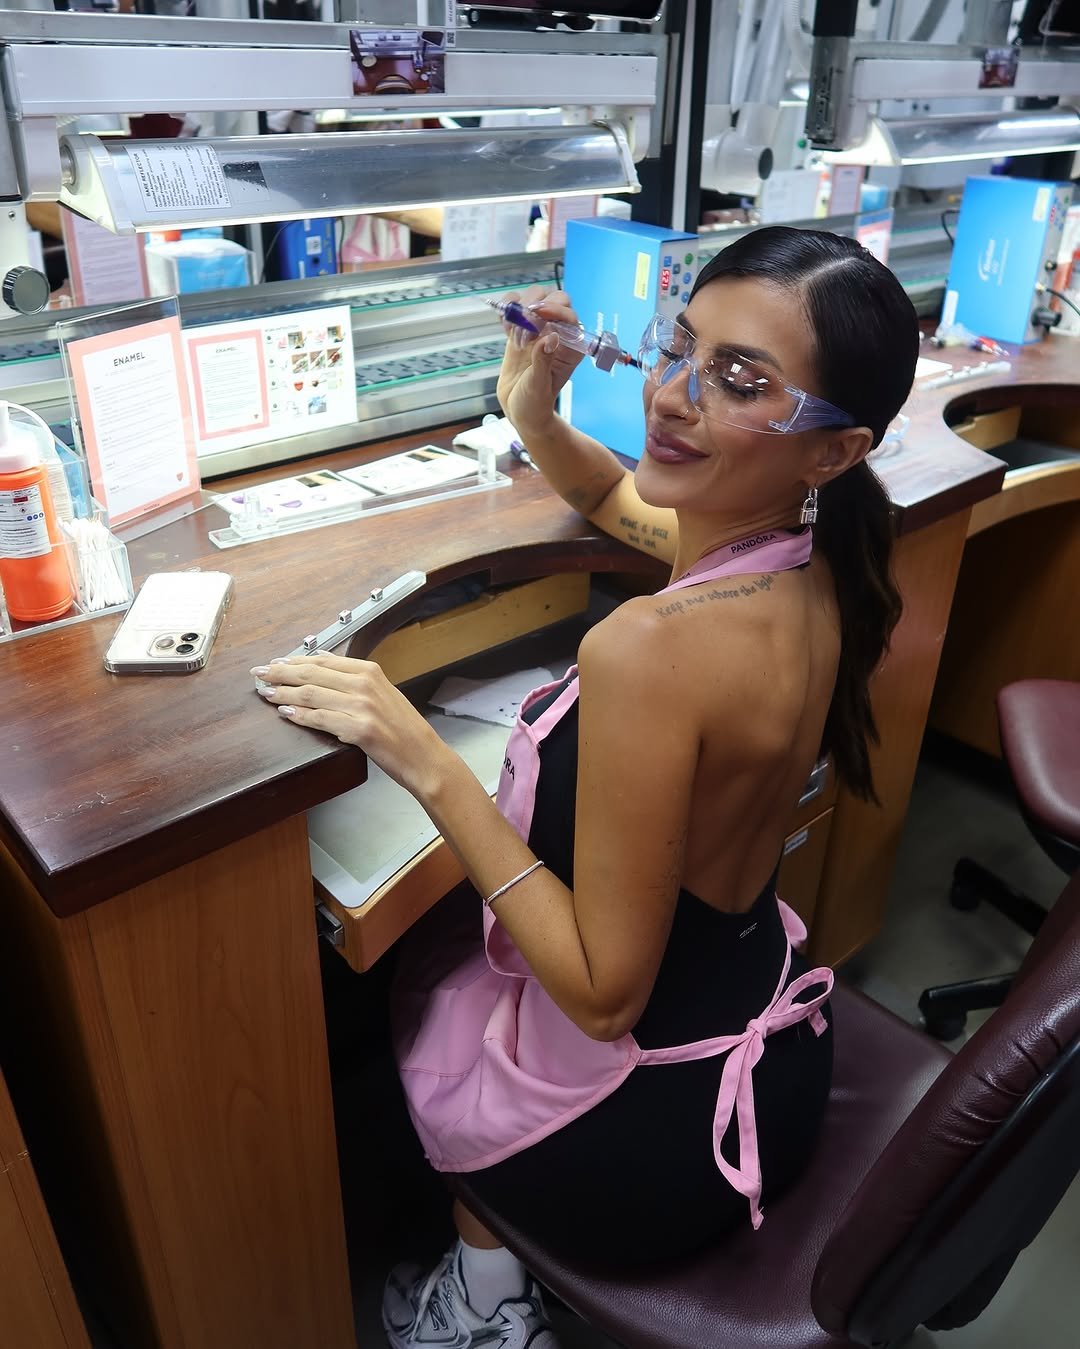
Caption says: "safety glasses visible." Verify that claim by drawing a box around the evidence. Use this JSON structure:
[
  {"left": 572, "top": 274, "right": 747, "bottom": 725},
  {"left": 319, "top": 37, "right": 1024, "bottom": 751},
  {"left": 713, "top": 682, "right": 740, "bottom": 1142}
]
[{"left": 638, "top": 315, "right": 855, "bottom": 436}]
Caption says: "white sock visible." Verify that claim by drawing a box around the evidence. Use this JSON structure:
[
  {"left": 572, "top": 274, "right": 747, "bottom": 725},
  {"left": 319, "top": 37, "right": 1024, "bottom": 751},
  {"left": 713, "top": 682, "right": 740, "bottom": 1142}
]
[{"left": 455, "top": 1238, "right": 527, "bottom": 1319}]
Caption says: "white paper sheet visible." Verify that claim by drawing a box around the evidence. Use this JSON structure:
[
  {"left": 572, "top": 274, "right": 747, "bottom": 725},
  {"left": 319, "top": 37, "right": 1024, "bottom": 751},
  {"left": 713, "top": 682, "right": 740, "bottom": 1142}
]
[
  {"left": 430, "top": 667, "right": 555, "bottom": 727},
  {"left": 186, "top": 304, "right": 357, "bottom": 456},
  {"left": 67, "top": 316, "right": 199, "bottom": 527},
  {"left": 339, "top": 445, "right": 479, "bottom": 496}
]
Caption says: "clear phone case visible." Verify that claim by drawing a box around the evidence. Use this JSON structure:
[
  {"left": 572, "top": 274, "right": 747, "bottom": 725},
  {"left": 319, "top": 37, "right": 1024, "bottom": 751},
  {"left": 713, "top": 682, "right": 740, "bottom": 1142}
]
[{"left": 103, "top": 571, "right": 233, "bottom": 674}]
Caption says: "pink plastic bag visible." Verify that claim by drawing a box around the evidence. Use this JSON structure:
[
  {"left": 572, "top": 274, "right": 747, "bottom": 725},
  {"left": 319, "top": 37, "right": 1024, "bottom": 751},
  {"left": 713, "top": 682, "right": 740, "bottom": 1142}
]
[{"left": 340, "top": 216, "right": 411, "bottom": 270}]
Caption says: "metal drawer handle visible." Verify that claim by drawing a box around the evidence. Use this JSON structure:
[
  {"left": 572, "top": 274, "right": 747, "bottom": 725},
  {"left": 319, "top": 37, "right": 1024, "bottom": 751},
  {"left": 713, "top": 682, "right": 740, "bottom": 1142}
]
[
  {"left": 315, "top": 902, "right": 344, "bottom": 949},
  {"left": 783, "top": 827, "right": 810, "bottom": 857}
]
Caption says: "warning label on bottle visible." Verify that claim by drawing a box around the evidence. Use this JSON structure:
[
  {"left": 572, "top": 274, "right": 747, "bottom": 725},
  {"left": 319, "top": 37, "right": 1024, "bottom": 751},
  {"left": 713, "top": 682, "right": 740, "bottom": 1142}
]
[
  {"left": 124, "top": 143, "right": 232, "bottom": 215},
  {"left": 0, "top": 482, "right": 51, "bottom": 559}
]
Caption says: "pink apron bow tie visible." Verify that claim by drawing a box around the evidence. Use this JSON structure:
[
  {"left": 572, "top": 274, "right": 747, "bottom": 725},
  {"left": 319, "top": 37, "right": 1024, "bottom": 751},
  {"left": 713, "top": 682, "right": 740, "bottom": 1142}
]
[{"left": 711, "top": 964, "right": 832, "bottom": 1228}]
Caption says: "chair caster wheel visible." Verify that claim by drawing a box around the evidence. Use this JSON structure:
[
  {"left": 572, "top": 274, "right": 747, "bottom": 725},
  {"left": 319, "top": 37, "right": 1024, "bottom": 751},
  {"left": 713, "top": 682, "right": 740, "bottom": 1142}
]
[{"left": 924, "top": 1013, "right": 967, "bottom": 1041}]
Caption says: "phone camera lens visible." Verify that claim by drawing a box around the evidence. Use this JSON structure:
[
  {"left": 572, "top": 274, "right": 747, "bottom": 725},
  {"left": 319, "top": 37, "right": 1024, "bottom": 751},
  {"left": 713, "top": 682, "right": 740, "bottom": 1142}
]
[
  {"left": 175, "top": 642, "right": 196, "bottom": 655},
  {"left": 153, "top": 636, "right": 176, "bottom": 651},
  {"left": 180, "top": 632, "right": 201, "bottom": 643}
]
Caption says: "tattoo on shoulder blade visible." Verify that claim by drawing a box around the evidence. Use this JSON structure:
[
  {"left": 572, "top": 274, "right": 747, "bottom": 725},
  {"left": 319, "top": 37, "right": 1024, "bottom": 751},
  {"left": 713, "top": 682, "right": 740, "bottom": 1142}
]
[{"left": 655, "top": 573, "right": 776, "bottom": 618}]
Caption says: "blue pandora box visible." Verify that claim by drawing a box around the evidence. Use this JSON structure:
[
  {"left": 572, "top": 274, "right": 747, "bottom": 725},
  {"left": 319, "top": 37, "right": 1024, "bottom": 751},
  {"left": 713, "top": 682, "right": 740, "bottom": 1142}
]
[
  {"left": 562, "top": 218, "right": 698, "bottom": 460},
  {"left": 944, "top": 176, "right": 1073, "bottom": 344}
]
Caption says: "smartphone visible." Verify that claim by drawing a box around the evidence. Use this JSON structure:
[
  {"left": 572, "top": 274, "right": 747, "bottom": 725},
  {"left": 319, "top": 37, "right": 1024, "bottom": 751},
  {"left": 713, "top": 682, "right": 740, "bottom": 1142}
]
[{"left": 104, "top": 571, "right": 234, "bottom": 674}]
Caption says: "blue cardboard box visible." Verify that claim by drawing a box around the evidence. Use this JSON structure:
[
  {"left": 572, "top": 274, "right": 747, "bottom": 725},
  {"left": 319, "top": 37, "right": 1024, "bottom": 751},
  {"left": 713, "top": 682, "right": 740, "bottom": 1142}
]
[
  {"left": 272, "top": 218, "right": 338, "bottom": 280},
  {"left": 563, "top": 218, "right": 698, "bottom": 460},
  {"left": 944, "top": 176, "right": 1074, "bottom": 344}
]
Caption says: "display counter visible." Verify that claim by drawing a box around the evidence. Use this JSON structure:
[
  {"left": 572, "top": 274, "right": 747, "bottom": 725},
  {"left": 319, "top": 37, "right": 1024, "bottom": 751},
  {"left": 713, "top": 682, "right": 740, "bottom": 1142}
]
[
  {"left": 0, "top": 333, "right": 1076, "bottom": 1348},
  {"left": 929, "top": 364, "right": 1080, "bottom": 758}
]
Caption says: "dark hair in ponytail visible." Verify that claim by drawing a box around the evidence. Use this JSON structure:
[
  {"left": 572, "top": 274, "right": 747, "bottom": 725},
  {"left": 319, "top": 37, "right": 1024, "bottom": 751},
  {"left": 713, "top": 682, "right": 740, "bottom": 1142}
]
[{"left": 692, "top": 227, "right": 919, "bottom": 802}]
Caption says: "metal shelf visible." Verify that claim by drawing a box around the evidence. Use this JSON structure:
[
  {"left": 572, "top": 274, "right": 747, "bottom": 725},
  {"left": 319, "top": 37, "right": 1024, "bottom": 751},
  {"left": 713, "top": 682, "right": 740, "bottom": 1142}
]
[{"left": 2, "top": 209, "right": 951, "bottom": 475}]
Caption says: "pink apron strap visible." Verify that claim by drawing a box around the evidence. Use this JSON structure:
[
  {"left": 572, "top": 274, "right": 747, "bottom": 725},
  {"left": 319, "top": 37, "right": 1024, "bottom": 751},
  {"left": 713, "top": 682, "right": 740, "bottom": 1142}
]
[
  {"left": 639, "top": 901, "right": 833, "bottom": 1230},
  {"left": 663, "top": 530, "right": 813, "bottom": 594},
  {"left": 776, "top": 898, "right": 808, "bottom": 948},
  {"left": 528, "top": 666, "right": 580, "bottom": 739}
]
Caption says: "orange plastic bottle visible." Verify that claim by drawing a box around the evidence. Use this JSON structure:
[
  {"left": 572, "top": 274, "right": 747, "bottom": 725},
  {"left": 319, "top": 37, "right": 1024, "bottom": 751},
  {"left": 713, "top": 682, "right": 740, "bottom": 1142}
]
[{"left": 0, "top": 401, "right": 75, "bottom": 622}]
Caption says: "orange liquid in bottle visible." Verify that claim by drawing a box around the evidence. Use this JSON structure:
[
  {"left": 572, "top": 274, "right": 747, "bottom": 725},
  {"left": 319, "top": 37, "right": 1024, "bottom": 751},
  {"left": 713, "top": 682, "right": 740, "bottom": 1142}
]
[{"left": 0, "top": 463, "right": 75, "bottom": 622}]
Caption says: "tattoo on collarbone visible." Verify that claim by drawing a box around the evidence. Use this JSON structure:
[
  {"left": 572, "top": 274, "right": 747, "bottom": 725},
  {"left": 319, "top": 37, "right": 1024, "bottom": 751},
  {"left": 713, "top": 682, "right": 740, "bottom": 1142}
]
[{"left": 655, "top": 573, "right": 776, "bottom": 618}]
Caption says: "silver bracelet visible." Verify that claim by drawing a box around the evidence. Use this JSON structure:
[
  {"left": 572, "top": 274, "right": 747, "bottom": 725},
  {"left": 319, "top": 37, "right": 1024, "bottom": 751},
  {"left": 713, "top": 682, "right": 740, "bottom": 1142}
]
[{"left": 483, "top": 859, "right": 546, "bottom": 908}]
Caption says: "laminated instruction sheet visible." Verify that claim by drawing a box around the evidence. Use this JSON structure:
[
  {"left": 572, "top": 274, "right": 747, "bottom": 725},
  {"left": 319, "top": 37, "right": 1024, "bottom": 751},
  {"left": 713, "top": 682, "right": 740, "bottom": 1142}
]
[{"left": 185, "top": 304, "right": 358, "bottom": 456}]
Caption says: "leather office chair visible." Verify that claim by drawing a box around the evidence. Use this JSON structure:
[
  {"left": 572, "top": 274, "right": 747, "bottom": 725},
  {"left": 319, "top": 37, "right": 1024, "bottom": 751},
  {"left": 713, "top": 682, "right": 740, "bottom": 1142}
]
[
  {"left": 920, "top": 679, "right": 1080, "bottom": 1041},
  {"left": 454, "top": 867, "right": 1080, "bottom": 1349}
]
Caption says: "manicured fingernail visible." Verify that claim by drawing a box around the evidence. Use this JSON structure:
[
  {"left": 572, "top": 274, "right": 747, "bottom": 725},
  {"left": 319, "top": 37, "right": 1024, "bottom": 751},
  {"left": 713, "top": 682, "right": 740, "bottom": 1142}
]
[
  {"left": 543, "top": 334, "right": 559, "bottom": 354},
  {"left": 257, "top": 686, "right": 275, "bottom": 698},
  {"left": 251, "top": 666, "right": 269, "bottom": 677},
  {"left": 278, "top": 705, "right": 296, "bottom": 718}
]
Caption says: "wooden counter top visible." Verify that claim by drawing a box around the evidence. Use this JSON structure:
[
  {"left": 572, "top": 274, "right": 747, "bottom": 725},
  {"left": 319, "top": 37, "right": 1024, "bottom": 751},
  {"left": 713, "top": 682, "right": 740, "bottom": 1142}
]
[
  {"left": 867, "top": 336, "right": 1078, "bottom": 531},
  {"left": 2, "top": 334, "right": 1076, "bottom": 916},
  {"left": 1, "top": 428, "right": 658, "bottom": 915}
]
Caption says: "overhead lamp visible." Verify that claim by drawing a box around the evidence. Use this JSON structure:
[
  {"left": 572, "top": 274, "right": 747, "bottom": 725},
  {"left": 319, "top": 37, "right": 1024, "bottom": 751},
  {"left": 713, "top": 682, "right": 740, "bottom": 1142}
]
[
  {"left": 58, "top": 122, "right": 638, "bottom": 235},
  {"left": 313, "top": 107, "right": 563, "bottom": 126},
  {"left": 824, "top": 108, "right": 1080, "bottom": 167}
]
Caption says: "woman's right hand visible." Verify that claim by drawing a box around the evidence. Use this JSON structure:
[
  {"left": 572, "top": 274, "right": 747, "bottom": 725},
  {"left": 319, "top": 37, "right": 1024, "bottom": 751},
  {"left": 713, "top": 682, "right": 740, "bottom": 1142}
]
[{"left": 496, "top": 286, "right": 585, "bottom": 437}]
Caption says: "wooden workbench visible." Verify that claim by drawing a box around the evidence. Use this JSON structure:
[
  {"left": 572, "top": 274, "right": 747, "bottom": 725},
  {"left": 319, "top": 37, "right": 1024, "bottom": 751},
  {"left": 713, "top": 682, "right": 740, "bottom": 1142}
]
[{"left": 1, "top": 334, "right": 1075, "bottom": 1347}]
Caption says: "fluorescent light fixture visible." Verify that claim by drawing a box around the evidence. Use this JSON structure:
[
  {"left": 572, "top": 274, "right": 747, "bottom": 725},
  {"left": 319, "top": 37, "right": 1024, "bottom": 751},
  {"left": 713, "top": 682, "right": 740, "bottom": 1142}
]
[
  {"left": 825, "top": 108, "right": 1080, "bottom": 167},
  {"left": 313, "top": 107, "right": 562, "bottom": 125},
  {"left": 59, "top": 123, "right": 639, "bottom": 234}
]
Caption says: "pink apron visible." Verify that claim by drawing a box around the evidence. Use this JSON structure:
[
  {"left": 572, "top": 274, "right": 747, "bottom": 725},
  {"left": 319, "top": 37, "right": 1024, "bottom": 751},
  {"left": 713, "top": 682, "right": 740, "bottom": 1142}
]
[{"left": 395, "top": 529, "right": 834, "bottom": 1229}]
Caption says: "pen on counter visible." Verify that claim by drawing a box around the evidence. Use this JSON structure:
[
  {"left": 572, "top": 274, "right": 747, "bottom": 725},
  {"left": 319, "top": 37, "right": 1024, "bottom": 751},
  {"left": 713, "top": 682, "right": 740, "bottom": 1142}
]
[
  {"left": 971, "top": 336, "right": 1008, "bottom": 357},
  {"left": 510, "top": 440, "right": 539, "bottom": 471}
]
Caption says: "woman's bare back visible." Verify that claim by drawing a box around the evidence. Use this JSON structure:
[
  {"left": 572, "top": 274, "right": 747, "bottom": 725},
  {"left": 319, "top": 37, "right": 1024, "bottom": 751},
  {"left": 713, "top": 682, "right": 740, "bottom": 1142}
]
[{"left": 643, "top": 554, "right": 841, "bottom": 914}]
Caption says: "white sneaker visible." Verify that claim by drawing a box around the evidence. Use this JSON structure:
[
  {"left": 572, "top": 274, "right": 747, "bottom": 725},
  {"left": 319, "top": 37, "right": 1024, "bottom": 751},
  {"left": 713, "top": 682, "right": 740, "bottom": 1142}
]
[{"left": 382, "top": 1245, "right": 561, "bottom": 1349}]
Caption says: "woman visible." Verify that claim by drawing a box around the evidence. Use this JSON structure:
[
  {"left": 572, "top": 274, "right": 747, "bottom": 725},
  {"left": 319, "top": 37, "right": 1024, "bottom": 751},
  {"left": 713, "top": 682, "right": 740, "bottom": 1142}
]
[{"left": 252, "top": 227, "right": 919, "bottom": 1349}]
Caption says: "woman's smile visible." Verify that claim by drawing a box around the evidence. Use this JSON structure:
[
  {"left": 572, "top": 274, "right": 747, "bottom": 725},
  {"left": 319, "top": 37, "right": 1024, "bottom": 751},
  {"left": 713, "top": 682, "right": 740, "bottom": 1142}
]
[{"left": 645, "top": 424, "right": 709, "bottom": 466}]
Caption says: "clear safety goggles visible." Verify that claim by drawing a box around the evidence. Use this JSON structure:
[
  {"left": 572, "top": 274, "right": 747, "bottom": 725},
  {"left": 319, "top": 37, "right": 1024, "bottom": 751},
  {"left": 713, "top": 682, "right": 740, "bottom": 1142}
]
[{"left": 638, "top": 315, "right": 855, "bottom": 436}]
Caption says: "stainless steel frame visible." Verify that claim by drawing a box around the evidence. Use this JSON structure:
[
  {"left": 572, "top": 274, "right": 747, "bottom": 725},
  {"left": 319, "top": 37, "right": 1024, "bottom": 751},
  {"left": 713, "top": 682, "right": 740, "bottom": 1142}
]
[
  {"left": 807, "top": 38, "right": 1080, "bottom": 150},
  {"left": 0, "top": 250, "right": 563, "bottom": 478},
  {"left": 2, "top": 202, "right": 951, "bottom": 482}
]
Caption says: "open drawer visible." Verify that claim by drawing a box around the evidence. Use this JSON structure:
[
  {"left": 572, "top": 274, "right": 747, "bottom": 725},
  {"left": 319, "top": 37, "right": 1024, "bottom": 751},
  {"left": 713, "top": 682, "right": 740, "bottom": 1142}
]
[
  {"left": 313, "top": 729, "right": 837, "bottom": 973},
  {"left": 366, "top": 572, "right": 590, "bottom": 683},
  {"left": 311, "top": 708, "right": 507, "bottom": 972}
]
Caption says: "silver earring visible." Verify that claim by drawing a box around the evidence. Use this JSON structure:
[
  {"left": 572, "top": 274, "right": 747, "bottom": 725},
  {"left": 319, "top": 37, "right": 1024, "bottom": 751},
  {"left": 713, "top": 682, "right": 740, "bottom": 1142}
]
[{"left": 800, "top": 486, "right": 819, "bottom": 526}]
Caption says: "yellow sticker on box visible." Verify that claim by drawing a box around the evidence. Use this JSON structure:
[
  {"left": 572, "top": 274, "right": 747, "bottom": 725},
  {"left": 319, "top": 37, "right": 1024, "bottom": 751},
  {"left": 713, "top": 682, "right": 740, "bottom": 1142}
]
[
  {"left": 633, "top": 252, "right": 651, "bottom": 301},
  {"left": 1033, "top": 186, "right": 1051, "bottom": 223}
]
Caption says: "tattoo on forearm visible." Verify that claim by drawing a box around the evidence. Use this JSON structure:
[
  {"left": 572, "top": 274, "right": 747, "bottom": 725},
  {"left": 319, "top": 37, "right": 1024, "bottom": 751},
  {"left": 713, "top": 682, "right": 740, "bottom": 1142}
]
[
  {"left": 567, "top": 468, "right": 620, "bottom": 515},
  {"left": 620, "top": 516, "right": 667, "bottom": 553},
  {"left": 656, "top": 573, "right": 775, "bottom": 617}
]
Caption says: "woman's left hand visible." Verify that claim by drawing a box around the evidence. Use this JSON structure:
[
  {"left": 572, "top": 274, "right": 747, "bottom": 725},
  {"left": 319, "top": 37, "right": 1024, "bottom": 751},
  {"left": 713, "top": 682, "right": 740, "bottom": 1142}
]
[{"left": 251, "top": 653, "right": 449, "bottom": 798}]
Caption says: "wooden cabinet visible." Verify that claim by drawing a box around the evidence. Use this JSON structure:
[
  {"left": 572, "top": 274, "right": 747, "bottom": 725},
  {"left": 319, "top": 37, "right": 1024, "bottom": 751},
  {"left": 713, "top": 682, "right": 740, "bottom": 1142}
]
[
  {"left": 931, "top": 403, "right": 1080, "bottom": 757},
  {"left": 369, "top": 572, "right": 590, "bottom": 684},
  {"left": 777, "top": 808, "right": 834, "bottom": 932},
  {"left": 0, "top": 1065, "right": 90, "bottom": 1349}
]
